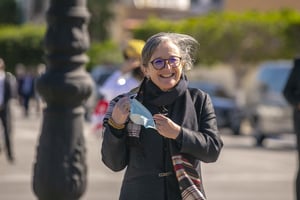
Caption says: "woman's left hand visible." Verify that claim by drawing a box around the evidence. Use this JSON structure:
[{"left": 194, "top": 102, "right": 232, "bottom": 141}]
[{"left": 153, "top": 114, "right": 181, "bottom": 139}]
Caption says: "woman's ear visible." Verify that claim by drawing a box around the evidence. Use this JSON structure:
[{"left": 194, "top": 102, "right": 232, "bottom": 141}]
[
  {"left": 181, "top": 61, "right": 186, "bottom": 68},
  {"left": 141, "top": 65, "right": 149, "bottom": 78},
  {"left": 181, "top": 61, "right": 188, "bottom": 71}
]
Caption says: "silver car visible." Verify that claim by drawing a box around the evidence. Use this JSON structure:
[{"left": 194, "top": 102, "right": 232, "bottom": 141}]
[
  {"left": 245, "top": 60, "right": 294, "bottom": 146},
  {"left": 189, "top": 80, "right": 244, "bottom": 135}
]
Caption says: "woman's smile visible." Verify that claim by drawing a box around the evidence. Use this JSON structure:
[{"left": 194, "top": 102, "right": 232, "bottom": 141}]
[{"left": 144, "top": 40, "right": 183, "bottom": 91}]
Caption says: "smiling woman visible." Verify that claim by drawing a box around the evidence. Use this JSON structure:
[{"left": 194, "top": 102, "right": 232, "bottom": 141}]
[
  {"left": 141, "top": 32, "right": 199, "bottom": 91},
  {"left": 101, "top": 32, "right": 223, "bottom": 200}
]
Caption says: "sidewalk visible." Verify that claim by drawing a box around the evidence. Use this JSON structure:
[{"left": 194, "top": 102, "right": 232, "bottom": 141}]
[
  {"left": 0, "top": 102, "right": 123, "bottom": 200},
  {"left": 0, "top": 101, "right": 297, "bottom": 200}
]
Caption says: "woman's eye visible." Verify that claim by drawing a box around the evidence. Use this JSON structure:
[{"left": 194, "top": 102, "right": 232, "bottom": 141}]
[
  {"left": 154, "top": 60, "right": 164, "bottom": 65},
  {"left": 169, "top": 58, "right": 176, "bottom": 63}
]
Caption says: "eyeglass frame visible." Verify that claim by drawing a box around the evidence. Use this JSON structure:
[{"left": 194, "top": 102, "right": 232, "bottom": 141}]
[{"left": 149, "top": 56, "right": 182, "bottom": 70}]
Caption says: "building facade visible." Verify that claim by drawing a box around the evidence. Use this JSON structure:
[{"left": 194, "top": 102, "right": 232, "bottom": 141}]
[{"left": 224, "top": 0, "right": 300, "bottom": 12}]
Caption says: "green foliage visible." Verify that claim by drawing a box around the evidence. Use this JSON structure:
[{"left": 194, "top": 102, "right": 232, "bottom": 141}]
[
  {"left": 0, "top": 24, "right": 46, "bottom": 72},
  {"left": 133, "top": 17, "right": 179, "bottom": 40},
  {"left": 87, "top": 40, "right": 123, "bottom": 71},
  {"left": 132, "top": 9, "right": 300, "bottom": 66},
  {"left": 0, "top": 24, "right": 121, "bottom": 73},
  {"left": 1, "top": 9, "right": 300, "bottom": 74},
  {"left": 0, "top": 0, "right": 19, "bottom": 24}
]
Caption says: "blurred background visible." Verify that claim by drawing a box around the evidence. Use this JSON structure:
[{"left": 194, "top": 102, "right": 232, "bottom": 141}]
[{"left": 0, "top": 0, "right": 300, "bottom": 199}]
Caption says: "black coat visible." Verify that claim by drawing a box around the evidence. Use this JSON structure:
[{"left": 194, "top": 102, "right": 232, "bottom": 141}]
[
  {"left": 101, "top": 88, "right": 223, "bottom": 200},
  {"left": 2, "top": 72, "right": 17, "bottom": 108},
  {"left": 0, "top": 72, "right": 18, "bottom": 160},
  {"left": 283, "top": 58, "right": 300, "bottom": 107}
]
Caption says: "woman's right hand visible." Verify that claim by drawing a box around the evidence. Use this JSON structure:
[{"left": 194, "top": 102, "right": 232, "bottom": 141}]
[{"left": 111, "top": 96, "right": 131, "bottom": 125}]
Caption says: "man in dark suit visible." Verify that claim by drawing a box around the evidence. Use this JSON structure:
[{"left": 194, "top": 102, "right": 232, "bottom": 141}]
[
  {"left": 283, "top": 58, "right": 300, "bottom": 200},
  {"left": 0, "top": 58, "right": 17, "bottom": 163}
]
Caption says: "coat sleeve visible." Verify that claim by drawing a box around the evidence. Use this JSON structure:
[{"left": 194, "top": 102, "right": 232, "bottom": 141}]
[
  {"left": 179, "top": 90, "right": 223, "bottom": 163},
  {"left": 101, "top": 125, "right": 129, "bottom": 171},
  {"left": 100, "top": 95, "right": 129, "bottom": 172},
  {"left": 283, "top": 62, "right": 300, "bottom": 107}
]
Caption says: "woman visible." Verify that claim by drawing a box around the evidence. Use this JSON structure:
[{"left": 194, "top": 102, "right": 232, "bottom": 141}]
[{"left": 101, "top": 32, "right": 223, "bottom": 200}]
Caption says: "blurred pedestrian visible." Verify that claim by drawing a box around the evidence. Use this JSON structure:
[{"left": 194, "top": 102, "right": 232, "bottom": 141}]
[
  {"left": 101, "top": 32, "right": 223, "bottom": 200},
  {"left": 17, "top": 67, "right": 35, "bottom": 117},
  {"left": 0, "top": 58, "right": 18, "bottom": 163},
  {"left": 92, "top": 39, "right": 145, "bottom": 130},
  {"left": 283, "top": 57, "right": 300, "bottom": 200},
  {"left": 98, "top": 39, "right": 145, "bottom": 101},
  {"left": 15, "top": 63, "right": 26, "bottom": 106}
]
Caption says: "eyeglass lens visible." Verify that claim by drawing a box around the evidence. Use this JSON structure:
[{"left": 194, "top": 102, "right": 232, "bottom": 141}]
[{"left": 151, "top": 56, "right": 181, "bottom": 70}]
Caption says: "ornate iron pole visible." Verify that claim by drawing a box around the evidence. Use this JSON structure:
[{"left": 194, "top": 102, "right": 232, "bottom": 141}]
[{"left": 32, "top": 0, "right": 93, "bottom": 199}]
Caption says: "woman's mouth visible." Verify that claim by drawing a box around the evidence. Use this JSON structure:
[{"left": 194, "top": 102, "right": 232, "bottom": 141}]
[{"left": 159, "top": 73, "right": 175, "bottom": 78}]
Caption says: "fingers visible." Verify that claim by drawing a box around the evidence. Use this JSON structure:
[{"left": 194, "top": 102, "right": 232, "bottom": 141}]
[
  {"left": 117, "top": 97, "right": 130, "bottom": 112},
  {"left": 153, "top": 113, "right": 167, "bottom": 120},
  {"left": 116, "top": 97, "right": 130, "bottom": 113},
  {"left": 111, "top": 97, "right": 130, "bottom": 124},
  {"left": 153, "top": 114, "right": 168, "bottom": 130},
  {"left": 154, "top": 116, "right": 181, "bottom": 139}
]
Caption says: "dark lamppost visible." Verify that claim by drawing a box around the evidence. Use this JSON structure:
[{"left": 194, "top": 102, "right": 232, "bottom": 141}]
[{"left": 32, "top": 0, "right": 93, "bottom": 199}]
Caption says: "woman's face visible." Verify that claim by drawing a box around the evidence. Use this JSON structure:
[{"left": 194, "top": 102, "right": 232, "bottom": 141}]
[{"left": 143, "top": 40, "right": 183, "bottom": 91}]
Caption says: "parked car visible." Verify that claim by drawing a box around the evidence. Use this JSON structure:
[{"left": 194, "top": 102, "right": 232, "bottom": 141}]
[
  {"left": 245, "top": 60, "right": 294, "bottom": 146},
  {"left": 189, "top": 80, "right": 244, "bottom": 135}
]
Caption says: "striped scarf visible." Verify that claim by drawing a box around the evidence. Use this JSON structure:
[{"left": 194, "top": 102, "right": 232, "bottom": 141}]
[{"left": 172, "top": 154, "right": 206, "bottom": 200}]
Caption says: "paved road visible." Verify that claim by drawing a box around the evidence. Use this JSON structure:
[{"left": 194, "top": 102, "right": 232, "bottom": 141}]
[{"left": 0, "top": 103, "right": 297, "bottom": 200}]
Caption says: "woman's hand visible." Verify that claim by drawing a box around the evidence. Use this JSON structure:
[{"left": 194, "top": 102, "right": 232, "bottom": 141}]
[
  {"left": 153, "top": 114, "right": 181, "bottom": 139},
  {"left": 111, "top": 97, "right": 130, "bottom": 125}
]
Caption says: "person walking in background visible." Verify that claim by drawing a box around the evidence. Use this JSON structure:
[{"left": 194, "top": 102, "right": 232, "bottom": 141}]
[
  {"left": 101, "top": 32, "right": 223, "bottom": 200},
  {"left": 17, "top": 67, "right": 35, "bottom": 117},
  {"left": 98, "top": 39, "right": 145, "bottom": 101},
  {"left": 92, "top": 39, "right": 145, "bottom": 130},
  {"left": 15, "top": 63, "right": 26, "bottom": 106},
  {"left": 283, "top": 58, "right": 300, "bottom": 200},
  {"left": 0, "top": 58, "right": 18, "bottom": 163}
]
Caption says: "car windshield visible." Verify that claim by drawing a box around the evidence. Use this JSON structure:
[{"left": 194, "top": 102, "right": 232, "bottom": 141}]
[{"left": 257, "top": 61, "right": 292, "bottom": 93}]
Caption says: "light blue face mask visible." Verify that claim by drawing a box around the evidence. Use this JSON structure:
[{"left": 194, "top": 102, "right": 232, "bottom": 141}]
[{"left": 129, "top": 99, "right": 156, "bottom": 129}]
